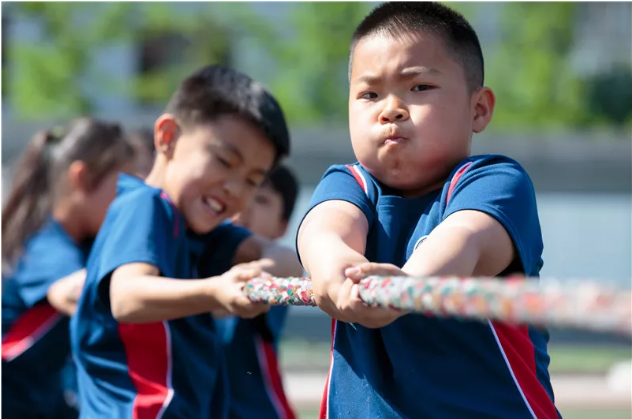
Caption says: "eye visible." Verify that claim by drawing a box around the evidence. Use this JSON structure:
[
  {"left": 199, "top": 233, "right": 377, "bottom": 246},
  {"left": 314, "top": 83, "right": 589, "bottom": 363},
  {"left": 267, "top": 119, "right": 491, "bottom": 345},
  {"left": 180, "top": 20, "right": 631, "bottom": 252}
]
[
  {"left": 360, "top": 92, "right": 378, "bottom": 100},
  {"left": 412, "top": 84, "right": 432, "bottom": 92},
  {"left": 216, "top": 156, "right": 232, "bottom": 168},
  {"left": 246, "top": 178, "right": 262, "bottom": 188},
  {"left": 254, "top": 195, "right": 269, "bottom": 205}
]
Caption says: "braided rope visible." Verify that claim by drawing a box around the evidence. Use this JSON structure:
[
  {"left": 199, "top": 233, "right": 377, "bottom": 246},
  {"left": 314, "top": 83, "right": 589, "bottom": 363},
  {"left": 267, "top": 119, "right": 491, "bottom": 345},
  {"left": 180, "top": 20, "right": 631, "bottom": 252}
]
[{"left": 243, "top": 275, "right": 632, "bottom": 336}]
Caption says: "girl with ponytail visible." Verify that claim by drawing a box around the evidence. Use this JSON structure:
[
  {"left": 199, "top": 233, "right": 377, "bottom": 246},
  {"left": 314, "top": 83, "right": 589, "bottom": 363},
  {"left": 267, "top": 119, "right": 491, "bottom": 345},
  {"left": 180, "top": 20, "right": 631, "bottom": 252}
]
[{"left": 1, "top": 118, "right": 135, "bottom": 419}]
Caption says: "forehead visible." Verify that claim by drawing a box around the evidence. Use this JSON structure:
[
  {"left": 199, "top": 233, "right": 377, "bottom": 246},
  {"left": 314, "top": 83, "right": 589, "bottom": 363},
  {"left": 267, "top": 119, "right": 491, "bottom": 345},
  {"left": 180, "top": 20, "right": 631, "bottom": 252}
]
[
  {"left": 188, "top": 116, "right": 274, "bottom": 163},
  {"left": 350, "top": 32, "right": 463, "bottom": 82}
]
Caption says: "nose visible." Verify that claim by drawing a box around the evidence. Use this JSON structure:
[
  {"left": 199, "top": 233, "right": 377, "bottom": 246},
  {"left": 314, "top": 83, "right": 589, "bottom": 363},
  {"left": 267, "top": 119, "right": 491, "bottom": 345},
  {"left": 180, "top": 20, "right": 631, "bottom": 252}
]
[
  {"left": 379, "top": 96, "right": 409, "bottom": 124},
  {"left": 223, "top": 178, "right": 245, "bottom": 200}
]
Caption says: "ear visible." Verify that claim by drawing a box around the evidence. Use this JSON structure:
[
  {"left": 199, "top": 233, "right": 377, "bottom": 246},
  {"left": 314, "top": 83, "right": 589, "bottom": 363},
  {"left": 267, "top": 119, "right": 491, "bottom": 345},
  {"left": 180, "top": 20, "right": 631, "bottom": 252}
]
[
  {"left": 471, "top": 87, "right": 496, "bottom": 134},
  {"left": 154, "top": 114, "right": 180, "bottom": 159},
  {"left": 67, "top": 161, "right": 91, "bottom": 192}
]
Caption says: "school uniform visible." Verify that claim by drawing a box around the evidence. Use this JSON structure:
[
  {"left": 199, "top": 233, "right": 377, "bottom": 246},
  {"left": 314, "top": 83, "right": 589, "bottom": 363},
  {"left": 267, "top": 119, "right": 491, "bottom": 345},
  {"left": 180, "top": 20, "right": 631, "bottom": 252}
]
[{"left": 301, "top": 155, "right": 561, "bottom": 419}]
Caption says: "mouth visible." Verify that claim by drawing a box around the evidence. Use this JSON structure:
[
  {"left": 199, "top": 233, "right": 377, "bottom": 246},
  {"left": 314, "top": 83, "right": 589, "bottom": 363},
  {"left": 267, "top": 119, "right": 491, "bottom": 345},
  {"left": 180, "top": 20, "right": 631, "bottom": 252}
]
[
  {"left": 202, "top": 196, "right": 226, "bottom": 217},
  {"left": 383, "top": 136, "right": 407, "bottom": 145}
]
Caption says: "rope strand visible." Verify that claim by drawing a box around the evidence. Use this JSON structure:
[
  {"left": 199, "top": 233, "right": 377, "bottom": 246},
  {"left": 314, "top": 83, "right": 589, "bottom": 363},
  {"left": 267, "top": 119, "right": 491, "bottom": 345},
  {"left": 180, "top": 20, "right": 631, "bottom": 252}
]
[{"left": 243, "top": 275, "right": 632, "bottom": 336}]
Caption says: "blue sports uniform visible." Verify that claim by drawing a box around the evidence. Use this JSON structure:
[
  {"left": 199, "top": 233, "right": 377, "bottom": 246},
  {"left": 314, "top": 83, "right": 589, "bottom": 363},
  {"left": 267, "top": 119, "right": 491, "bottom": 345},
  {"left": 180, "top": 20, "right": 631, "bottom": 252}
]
[
  {"left": 300, "top": 155, "right": 561, "bottom": 419},
  {"left": 2, "top": 219, "right": 91, "bottom": 419},
  {"left": 199, "top": 228, "right": 295, "bottom": 419},
  {"left": 70, "top": 174, "right": 232, "bottom": 419}
]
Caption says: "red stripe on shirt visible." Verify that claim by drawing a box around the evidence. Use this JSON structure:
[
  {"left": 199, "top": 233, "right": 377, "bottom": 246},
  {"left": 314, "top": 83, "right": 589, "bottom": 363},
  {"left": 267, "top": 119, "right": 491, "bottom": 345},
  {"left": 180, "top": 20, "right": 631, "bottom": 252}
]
[
  {"left": 319, "top": 319, "right": 337, "bottom": 419},
  {"left": 2, "top": 303, "right": 62, "bottom": 361},
  {"left": 256, "top": 337, "right": 297, "bottom": 419},
  {"left": 119, "top": 322, "right": 173, "bottom": 419},
  {"left": 160, "top": 192, "right": 179, "bottom": 238},
  {"left": 490, "top": 322, "right": 559, "bottom": 419},
  {"left": 345, "top": 165, "right": 367, "bottom": 194},
  {"left": 447, "top": 162, "right": 473, "bottom": 203}
]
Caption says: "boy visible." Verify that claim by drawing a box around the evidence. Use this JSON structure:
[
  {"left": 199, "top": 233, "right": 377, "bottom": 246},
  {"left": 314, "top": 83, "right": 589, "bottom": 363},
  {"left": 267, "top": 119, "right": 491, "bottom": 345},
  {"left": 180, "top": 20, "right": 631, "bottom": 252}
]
[
  {"left": 297, "top": 3, "right": 561, "bottom": 419},
  {"left": 70, "top": 65, "right": 303, "bottom": 419},
  {"left": 201, "top": 165, "right": 299, "bottom": 419}
]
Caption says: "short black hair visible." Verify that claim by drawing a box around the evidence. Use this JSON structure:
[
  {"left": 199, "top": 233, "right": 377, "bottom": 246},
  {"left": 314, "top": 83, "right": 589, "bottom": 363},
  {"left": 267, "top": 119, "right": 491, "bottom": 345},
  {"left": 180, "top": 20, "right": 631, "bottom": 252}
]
[
  {"left": 264, "top": 165, "right": 299, "bottom": 221},
  {"left": 350, "top": 2, "right": 484, "bottom": 91},
  {"left": 166, "top": 65, "right": 290, "bottom": 164}
]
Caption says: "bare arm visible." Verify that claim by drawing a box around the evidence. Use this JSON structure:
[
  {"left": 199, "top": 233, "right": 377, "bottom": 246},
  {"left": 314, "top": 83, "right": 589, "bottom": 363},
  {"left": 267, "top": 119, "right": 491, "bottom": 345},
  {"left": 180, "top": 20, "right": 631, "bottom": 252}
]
[
  {"left": 345, "top": 210, "right": 516, "bottom": 328},
  {"left": 402, "top": 210, "right": 515, "bottom": 278},
  {"left": 109, "top": 262, "right": 268, "bottom": 323},
  {"left": 234, "top": 235, "right": 304, "bottom": 278},
  {"left": 47, "top": 269, "right": 86, "bottom": 316},
  {"left": 297, "top": 200, "right": 370, "bottom": 322}
]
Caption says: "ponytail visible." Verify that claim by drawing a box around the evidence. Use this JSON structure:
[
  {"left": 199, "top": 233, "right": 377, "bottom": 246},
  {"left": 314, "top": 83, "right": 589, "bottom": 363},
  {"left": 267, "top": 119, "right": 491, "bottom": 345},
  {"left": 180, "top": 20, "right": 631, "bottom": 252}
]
[{"left": 2, "top": 129, "right": 61, "bottom": 267}]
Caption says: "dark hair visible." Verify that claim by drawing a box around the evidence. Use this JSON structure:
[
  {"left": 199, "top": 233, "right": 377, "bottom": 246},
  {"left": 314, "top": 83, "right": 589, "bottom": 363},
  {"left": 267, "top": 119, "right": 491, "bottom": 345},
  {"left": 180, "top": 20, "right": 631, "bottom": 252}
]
[
  {"left": 128, "top": 127, "right": 155, "bottom": 155},
  {"left": 165, "top": 65, "right": 290, "bottom": 164},
  {"left": 2, "top": 118, "right": 135, "bottom": 267},
  {"left": 350, "top": 2, "right": 484, "bottom": 91},
  {"left": 264, "top": 165, "right": 299, "bottom": 221}
]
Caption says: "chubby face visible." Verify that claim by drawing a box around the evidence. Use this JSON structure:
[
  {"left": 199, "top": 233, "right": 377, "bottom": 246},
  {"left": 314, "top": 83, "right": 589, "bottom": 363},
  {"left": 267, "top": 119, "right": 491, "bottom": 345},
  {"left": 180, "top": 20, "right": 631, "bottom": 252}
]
[
  {"left": 349, "top": 32, "right": 491, "bottom": 197},
  {"left": 231, "top": 183, "right": 288, "bottom": 240},
  {"left": 162, "top": 115, "right": 276, "bottom": 234}
]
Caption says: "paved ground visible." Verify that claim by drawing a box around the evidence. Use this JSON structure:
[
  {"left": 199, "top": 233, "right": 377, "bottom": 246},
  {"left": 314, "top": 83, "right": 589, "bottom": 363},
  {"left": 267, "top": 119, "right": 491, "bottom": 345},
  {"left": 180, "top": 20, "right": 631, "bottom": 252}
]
[{"left": 282, "top": 372, "right": 632, "bottom": 410}]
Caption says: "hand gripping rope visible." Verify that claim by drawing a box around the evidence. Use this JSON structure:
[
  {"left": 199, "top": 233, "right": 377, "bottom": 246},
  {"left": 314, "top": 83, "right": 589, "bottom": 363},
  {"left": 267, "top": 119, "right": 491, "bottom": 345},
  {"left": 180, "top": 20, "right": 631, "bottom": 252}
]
[{"left": 243, "top": 275, "right": 632, "bottom": 336}]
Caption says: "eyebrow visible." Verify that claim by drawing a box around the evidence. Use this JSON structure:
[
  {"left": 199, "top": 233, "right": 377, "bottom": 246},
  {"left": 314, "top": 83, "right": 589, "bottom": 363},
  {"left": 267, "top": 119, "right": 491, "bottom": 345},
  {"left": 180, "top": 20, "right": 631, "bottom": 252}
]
[
  {"left": 213, "top": 142, "right": 269, "bottom": 177},
  {"left": 353, "top": 66, "right": 442, "bottom": 84}
]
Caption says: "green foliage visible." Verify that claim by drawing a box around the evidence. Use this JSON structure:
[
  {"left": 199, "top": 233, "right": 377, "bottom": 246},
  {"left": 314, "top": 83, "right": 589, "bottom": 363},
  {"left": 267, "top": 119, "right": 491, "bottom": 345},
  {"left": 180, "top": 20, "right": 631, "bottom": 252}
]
[
  {"left": 485, "top": 3, "right": 590, "bottom": 130},
  {"left": 5, "top": 2, "right": 629, "bottom": 130},
  {"left": 7, "top": 2, "right": 232, "bottom": 120},
  {"left": 225, "top": 2, "right": 373, "bottom": 124}
]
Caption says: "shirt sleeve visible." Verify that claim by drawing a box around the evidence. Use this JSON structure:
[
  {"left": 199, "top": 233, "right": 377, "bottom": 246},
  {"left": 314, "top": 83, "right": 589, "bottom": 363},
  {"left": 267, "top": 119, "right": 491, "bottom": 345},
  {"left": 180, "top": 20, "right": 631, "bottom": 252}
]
[
  {"left": 197, "top": 222, "right": 253, "bottom": 277},
  {"left": 295, "top": 164, "right": 376, "bottom": 262},
  {"left": 444, "top": 156, "right": 544, "bottom": 275},
  {"left": 94, "top": 190, "right": 180, "bottom": 305},
  {"left": 17, "top": 240, "right": 86, "bottom": 308}
]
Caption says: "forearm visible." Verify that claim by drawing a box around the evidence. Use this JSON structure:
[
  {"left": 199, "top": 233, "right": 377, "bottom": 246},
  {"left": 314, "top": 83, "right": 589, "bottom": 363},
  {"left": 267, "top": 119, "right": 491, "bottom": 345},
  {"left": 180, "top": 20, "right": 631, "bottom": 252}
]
[
  {"left": 47, "top": 269, "right": 86, "bottom": 316},
  {"left": 110, "top": 275, "right": 220, "bottom": 323},
  {"left": 302, "top": 233, "right": 368, "bottom": 322},
  {"left": 402, "top": 225, "right": 481, "bottom": 278}
]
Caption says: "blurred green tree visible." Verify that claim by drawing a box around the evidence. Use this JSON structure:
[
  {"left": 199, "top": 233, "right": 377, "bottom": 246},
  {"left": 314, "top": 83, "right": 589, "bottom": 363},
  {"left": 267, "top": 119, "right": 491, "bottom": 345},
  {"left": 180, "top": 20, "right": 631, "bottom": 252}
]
[
  {"left": 6, "top": 2, "right": 233, "bottom": 120},
  {"left": 225, "top": 2, "right": 373, "bottom": 125},
  {"left": 481, "top": 2, "right": 591, "bottom": 130}
]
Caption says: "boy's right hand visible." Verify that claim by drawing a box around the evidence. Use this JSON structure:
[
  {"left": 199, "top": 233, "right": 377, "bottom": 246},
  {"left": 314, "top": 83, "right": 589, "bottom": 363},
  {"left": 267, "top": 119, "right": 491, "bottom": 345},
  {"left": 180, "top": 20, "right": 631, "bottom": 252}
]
[{"left": 208, "top": 260, "right": 272, "bottom": 319}]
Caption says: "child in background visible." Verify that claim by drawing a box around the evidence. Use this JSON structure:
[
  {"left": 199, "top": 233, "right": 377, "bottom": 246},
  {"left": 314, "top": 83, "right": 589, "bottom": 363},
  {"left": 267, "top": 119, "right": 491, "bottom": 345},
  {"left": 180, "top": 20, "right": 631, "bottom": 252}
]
[
  {"left": 297, "top": 3, "right": 560, "bottom": 418},
  {"left": 1, "top": 119, "right": 135, "bottom": 419},
  {"left": 128, "top": 127, "right": 156, "bottom": 179},
  {"left": 201, "top": 165, "right": 300, "bottom": 419},
  {"left": 70, "top": 65, "right": 303, "bottom": 419}
]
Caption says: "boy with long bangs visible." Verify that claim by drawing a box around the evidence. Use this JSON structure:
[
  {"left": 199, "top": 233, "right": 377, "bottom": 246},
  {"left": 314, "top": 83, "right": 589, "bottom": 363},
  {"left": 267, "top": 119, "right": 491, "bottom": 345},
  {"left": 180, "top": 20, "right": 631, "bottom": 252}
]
[
  {"left": 71, "top": 65, "right": 302, "bottom": 418},
  {"left": 298, "top": 3, "right": 561, "bottom": 418}
]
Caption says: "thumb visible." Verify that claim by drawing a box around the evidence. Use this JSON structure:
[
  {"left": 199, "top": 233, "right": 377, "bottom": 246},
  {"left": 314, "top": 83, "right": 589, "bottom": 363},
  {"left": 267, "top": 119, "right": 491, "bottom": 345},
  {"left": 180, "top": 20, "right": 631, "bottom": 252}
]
[
  {"left": 344, "top": 266, "right": 365, "bottom": 282},
  {"left": 233, "top": 268, "right": 263, "bottom": 282}
]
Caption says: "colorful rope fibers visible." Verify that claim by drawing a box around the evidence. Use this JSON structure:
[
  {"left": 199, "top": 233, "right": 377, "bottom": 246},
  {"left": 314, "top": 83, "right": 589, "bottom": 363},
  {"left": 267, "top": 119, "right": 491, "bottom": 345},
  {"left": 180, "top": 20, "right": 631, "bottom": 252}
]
[{"left": 243, "top": 275, "right": 632, "bottom": 336}]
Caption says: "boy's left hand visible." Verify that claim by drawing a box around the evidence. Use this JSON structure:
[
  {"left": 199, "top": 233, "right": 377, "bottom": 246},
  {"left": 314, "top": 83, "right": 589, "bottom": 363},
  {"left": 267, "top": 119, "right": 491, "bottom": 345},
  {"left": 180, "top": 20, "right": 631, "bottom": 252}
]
[{"left": 344, "top": 262, "right": 410, "bottom": 329}]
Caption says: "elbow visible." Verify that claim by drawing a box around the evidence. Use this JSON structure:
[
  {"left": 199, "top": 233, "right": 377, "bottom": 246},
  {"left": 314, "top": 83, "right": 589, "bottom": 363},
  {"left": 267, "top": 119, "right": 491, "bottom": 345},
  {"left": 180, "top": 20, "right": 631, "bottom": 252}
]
[
  {"left": 111, "top": 300, "right": 145, "bottom": 323},
  {"left": 110, "top": 287, "right": 145, "bottom": 323}
]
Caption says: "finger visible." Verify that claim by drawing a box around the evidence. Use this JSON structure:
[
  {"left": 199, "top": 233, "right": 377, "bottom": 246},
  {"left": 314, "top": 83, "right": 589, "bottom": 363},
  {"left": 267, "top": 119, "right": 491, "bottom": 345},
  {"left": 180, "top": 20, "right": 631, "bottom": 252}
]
[
  {"left": 233, "top": 268, "right": 263, "bottom": 282},
  {"left": 236, "top": 258, "right": 275, "bottom": 271},
  {"left": 344, "top": 265, "right": 364, "bottom": 281}
]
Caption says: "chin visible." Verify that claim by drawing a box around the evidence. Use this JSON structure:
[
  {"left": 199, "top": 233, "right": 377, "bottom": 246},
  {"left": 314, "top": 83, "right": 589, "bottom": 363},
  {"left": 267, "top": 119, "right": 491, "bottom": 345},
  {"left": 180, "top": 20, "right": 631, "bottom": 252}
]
[{"left": 189, "top": 218, "right": 223, "bottom": 235}]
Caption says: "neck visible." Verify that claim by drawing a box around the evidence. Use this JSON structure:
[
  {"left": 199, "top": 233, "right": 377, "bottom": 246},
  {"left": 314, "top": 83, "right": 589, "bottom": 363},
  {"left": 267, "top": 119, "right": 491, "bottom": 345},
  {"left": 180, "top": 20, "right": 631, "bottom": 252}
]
[
  {"left": 144, "top": 157, "right": 168, "bottom": 190},
  {"left": 52, "top": 199, "right": 87, "bottom": 244}
]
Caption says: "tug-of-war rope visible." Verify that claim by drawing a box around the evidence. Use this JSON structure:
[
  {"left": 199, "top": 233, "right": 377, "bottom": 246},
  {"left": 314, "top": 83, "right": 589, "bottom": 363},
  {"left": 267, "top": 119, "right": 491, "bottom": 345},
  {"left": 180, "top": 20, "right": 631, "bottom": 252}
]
[{"left": 243, "top": 275, "right": 632, "bottom": 336}]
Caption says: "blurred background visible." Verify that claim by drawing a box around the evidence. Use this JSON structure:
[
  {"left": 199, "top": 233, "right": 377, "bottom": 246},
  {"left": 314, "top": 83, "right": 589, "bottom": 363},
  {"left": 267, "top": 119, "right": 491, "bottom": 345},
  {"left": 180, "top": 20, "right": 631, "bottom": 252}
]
[{"left": 1, "top": 2, "right": 631, "bottom": 418}]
